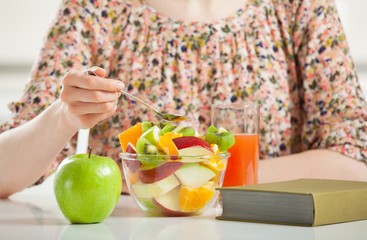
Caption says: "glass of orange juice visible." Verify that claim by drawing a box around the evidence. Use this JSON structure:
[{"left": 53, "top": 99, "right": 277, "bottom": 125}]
[{"left": 212, "top": 103, "right": 259, "bottom": 187}]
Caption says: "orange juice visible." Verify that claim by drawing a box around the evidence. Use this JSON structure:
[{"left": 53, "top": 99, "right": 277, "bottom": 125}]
[{"left": 222, "top": 134, "right": 259, "bottom": 187}]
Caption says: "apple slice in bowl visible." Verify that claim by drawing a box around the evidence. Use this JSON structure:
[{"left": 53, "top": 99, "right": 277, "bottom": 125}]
[
  {"left": 122, "top": 143, "right": 141, "bottom": 173},
  {"left": 152, "top": 186, "right": 190, "bottom": 216},
  {"left": 172, "top": 136, "right": 214, "bottom": 163},
  {"left": 138, "top": 161, "right": 183, "bottom": 184}
]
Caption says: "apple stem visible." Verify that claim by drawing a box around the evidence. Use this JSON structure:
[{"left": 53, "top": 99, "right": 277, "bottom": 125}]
[{"left": 88, "top": 147, "right": 92, "bottom": 159}]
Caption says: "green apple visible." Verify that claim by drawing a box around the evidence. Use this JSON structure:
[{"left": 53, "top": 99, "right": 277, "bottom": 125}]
[{"left": 54, "top": 153, "right": 122, "bottom": 224}]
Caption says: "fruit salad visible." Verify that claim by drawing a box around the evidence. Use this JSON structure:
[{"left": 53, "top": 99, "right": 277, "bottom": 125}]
[{"left": 119, "top": 122, "right": 235, "bottom": 216}]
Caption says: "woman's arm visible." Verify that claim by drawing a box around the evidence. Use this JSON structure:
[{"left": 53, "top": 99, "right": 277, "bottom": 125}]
[
  {"left": 290, "top": 0, "right": 367, "bottom": 160},
  {"left": 0, "top": 0, "right": 130, "bottom": 197},
  {"left": 259, "top": 0, "right": 367, "bottom": 184},
  {"left": 0, "top": 69, "right": 124, "bottom": 198},
  {"left": 259, "top": 149, "right": 367, "bottom": 183},
  {"left": 0, "top": 99, "right": 76, "bottom": 198}
]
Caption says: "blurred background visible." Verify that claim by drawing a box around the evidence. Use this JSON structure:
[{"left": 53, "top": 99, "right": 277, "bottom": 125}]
[{"left": 0, "top": 0, "right": 366, "bottom": 124}]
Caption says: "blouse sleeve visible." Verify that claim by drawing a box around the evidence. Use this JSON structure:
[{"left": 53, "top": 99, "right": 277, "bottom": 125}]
[
  {"left": 0, "top": 0, "right": 117, "bottom": 185},
  {"left": 292, "top": 0, "right": 367, "bottom": 161}
]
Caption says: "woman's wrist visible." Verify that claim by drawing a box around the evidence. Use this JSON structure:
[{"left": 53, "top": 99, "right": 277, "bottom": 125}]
[{"left": 51, "top": 99, "right": 80, "bottom": 135}]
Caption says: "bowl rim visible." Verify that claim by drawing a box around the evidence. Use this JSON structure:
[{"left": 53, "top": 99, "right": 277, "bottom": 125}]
[{"left": 119, "top": 151, "right": 230, "bottom": 160}]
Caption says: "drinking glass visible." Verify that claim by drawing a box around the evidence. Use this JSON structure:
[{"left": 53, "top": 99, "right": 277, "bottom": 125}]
[{"left": 211, "top": 103, "right": 259, "bottom": 186}]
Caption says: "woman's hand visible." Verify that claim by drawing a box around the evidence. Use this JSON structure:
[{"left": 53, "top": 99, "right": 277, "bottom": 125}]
[
  {"left": 60, "top": 67, "right": 125, "bottom": 130},
  {"left": 0, "top": 67, "right": 124, "bottom": 197}
]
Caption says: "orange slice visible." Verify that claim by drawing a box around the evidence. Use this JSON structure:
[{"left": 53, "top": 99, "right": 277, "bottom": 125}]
[
  {"left": 211, "top": 144, "right": 220, "bottom": 154},
  {"left": 202, "top": 144, "right": 226, "bottom": 172},
  {"left": 203, "top": 158, "right": 226, "bottom": 172},
  {"left": 119, "top": 123, "right": 143, "bottom": 152},
  {"left": 178, "top": 181, "right": 215, "bottom": 212},
  {"left": 158, "top": 132, "right": 182, "bottom": 155},
  {"left": 126, "top": 172, "right": 139, "bottom": 185}
]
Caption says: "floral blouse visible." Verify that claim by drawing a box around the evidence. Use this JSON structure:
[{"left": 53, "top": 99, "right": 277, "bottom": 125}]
[{"left": 1, "top": 0, "right": 366, "bottom": 185}]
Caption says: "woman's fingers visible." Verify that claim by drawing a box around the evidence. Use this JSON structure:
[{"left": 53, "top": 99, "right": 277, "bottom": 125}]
[
  {"left": 87, "top": 66, "right": 106, "bottom": 77},
  {"left": 60, "top": 68, "right": 124, "bottom": 129},
  {"left": 63, "top": 70, "right": 124, "bottom": 92},
  {"left": 67, "top": 101, "right": 118, "bottom": 116},
  {"left": 76, "top": 105, "right": 118, "bottom": 129},
  {"left": 61, "top": 87, "right": 120, "bottom": 103}
]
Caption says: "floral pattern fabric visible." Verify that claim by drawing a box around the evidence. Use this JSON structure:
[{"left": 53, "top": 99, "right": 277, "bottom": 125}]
[{"left": 1, "top": 0, "right": 366, "bottom": 185}]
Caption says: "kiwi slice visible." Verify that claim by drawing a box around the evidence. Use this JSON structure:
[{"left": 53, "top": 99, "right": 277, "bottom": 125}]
[
  {"left": 142, "top": 122, "right": 155, "bottom": 133},
  {"left": 160, "top": 124, "right": 176, "bottom": 136},
  {"left": 136, "top": 137, "right": 164, "bottom": 166},
  {"left": 204, "top": 126, "right": 235, "bottom": 152},
  {"left": 140, "top": 125, "right": 161, "bottom": 146},
  {"left": 136, "top": 137, "right": 159, "bottom": 155},
  {"left": 156, "top": 122, "right": 170, "bottom": 129},
  {"left": 172, "top": 126, "right": 184, "bottom": 133},
  {"left": 142, "top": 122, "right": 171, "bottom": 133},
  {"left": 176, "top": 127, "right": 196, "bottom": 136}
]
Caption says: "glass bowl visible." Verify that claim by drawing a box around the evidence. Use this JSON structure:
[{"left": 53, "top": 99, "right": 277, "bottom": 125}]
[{"left": 120, "top": 152, "right": 230, "bottom": 216}]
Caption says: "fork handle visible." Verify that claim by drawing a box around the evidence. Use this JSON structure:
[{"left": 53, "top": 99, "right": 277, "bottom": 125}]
[
  {"left": 120, "top": 90, "right": 159, "bottom": 113},
  {"left": 87, "top": 69, "right": 160, "bottom": 115}
]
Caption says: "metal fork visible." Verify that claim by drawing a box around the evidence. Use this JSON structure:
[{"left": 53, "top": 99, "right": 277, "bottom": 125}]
[{"left": 87, "top": 70, "right": 189, "bottom": 122}]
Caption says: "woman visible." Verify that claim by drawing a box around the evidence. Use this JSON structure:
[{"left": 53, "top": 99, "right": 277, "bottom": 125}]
[{"left": 0, "top": 0, "right": 366, "bottom": 198}]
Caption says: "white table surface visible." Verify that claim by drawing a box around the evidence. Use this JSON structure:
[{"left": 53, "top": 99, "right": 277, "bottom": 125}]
[{"left": 1, "top": 174, "right": 367, "bottom": 240}]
